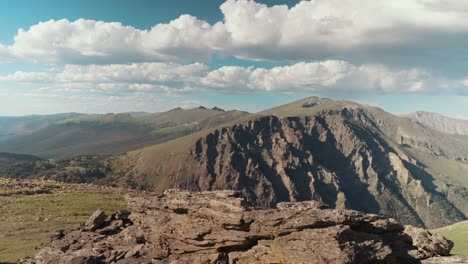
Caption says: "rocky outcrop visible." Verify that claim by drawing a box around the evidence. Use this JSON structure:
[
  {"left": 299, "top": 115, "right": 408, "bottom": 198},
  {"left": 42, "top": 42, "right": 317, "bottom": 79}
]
[{"left": 23, "top": 190, "right": 455, "bottom": 264}]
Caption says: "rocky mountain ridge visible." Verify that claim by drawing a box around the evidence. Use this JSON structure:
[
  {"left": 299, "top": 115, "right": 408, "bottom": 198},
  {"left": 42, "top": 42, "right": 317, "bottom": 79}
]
[
  {"left": 23, "top": 189, "right": 464, "bottom": 264},
  {"left": 125, "top": 104, "right": 467, "bottom": 228}
]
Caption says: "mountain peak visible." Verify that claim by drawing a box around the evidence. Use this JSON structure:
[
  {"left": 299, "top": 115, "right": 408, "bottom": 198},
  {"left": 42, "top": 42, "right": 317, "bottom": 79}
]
[
  {"left": 167, "top": 107, "right": 183, "bottom": 112},
  {"left": 259, "top": 96, "right": 366, "bottom": 117},
  {"left": 212, "top": 106, "right": 225, "bottom": 112}
]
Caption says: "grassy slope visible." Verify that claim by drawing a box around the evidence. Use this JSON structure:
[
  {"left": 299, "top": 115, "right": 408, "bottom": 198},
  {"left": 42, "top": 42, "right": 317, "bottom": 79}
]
[
  {"left": 0, "top": 179, "right": 126, "bottom": 263},
  {"left": 0, "top": 108, "right": 249, "bottom": 159},
  {"left": 0, "top": 123, "right": 161, "bottom": 159},
  {"left": 433, "top": 221, "right": 468, "bottom": 254}
]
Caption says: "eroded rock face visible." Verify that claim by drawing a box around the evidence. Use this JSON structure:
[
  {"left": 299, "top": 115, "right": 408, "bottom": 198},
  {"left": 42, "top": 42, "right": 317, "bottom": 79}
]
[{"left": 23, "top": 190, "right": 454, "bottom": 264}]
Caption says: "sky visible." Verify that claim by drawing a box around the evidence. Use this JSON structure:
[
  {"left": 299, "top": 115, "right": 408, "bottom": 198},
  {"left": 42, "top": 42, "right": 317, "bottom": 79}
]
[{"left": 0, "top": 0, "right": 468, "bottom": 117}]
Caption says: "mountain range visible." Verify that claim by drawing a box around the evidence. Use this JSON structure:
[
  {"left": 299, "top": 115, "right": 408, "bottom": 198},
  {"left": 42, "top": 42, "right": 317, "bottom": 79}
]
[
  {"left": 1, "top": 97, "right": 468, "bottom": 230},
  {"left": 0, "top": 107, "right": 249, "bottom": 159}
]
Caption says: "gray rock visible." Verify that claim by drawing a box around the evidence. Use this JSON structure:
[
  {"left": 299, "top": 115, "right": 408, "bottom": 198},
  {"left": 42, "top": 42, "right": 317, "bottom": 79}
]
[
  {"left": 85, "top": 209, "right": 107, "bottom": 231},
  {"left": 124, "top": 244, "right": 144, "bottom": 259}
]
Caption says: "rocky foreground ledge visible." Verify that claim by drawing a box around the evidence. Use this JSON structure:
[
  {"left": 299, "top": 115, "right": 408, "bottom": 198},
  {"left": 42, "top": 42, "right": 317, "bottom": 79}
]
[{"left": 23, "top": 190, "right": 466, "bottom": 264}]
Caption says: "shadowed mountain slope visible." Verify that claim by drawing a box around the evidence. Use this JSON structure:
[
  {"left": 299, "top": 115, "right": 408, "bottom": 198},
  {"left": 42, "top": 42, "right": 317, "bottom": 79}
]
[{"left": 0, "top": 152, "right": 43, "bottom": 166}]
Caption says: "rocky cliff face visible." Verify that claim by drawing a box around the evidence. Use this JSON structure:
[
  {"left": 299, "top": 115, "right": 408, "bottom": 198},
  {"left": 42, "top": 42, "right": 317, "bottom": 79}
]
[
  {"left": 136, "top": 109, "right": 464, "bottom": 228},
  {"left": 23, "top": 190, "right": 459, "bottom": 264}
]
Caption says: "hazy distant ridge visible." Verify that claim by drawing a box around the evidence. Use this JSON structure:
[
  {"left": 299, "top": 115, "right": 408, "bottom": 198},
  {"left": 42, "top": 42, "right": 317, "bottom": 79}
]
[{"left": 407, "top": 111, "right": 468, "bottom": 135}]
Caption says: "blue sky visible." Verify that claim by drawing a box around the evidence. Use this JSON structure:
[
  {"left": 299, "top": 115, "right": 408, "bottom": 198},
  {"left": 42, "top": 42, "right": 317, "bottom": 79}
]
[{"left": 0, "top": 0, "right": 467, "bottom": 118}]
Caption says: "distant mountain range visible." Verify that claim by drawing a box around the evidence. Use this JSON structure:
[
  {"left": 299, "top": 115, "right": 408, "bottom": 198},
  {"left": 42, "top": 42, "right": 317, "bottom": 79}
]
[
  {"left": 0, "top": 107, "right": 249, "bottom": 159},
  {"left": 1, "top": 97, "right": 468, "bottom": 230},
  {"left": 407, "top": 111, "right": 468, "bottom": 135},
  {"left": 0, "top": 113, "right": 85, "bottom": 140}
]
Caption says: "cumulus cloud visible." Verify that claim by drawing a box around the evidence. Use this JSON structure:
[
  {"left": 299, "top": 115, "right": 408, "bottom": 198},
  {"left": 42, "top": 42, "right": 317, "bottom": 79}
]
[
  {"left": 8, "top": 16, "right": 225, "bottom": 64},
  {"left": 2, "top": 0, "right": 468, "bottom": 68},
  {"left": 0, "top": 62, "right": 208, "bottom": 91},
  {"left": 56, "top": 62, "right": 209, "bottom": 83},
  {"left": 201, "top": 62, "right": 453, "bottom": 93},
  {"left": 2, "top": 61, "right": 464, "bottom": 94}
]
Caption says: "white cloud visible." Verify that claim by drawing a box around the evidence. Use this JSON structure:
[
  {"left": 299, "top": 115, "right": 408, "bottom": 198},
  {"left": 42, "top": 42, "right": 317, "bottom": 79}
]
[
  {"left": 3, "top": 0, "right": 468, "bottom": 65},
  {"left": 56, "top": 62, "right": 208, "bottom": 83},
  {"left": 0, "top": 71, "right": 53, "bottom": 82},
  {"left": 8, "top": 16, "right": 224, "bottom": 64},
  {"left": 200, "top": 61, "right": 452, "bottom": 93},
  {"left": 2, "top": 60, "right": 465, "bottom": 94},
  {"left": 0, "top": 62, "right": 208, "bottom": 92},
  {"left": 0, "top": 44, "right": 13, "bottom": 62}
]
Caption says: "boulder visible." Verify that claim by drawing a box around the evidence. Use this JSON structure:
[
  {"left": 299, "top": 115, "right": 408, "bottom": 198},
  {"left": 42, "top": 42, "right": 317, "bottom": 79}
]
[{"left": 84, "top": 209, "right": 107, "bottom": 231}]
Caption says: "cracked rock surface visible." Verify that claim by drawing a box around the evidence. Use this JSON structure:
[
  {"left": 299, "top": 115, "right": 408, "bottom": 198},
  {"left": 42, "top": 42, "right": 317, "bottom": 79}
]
[{"left": 23, "top": 189, "right": 456, "bottom": 264}]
